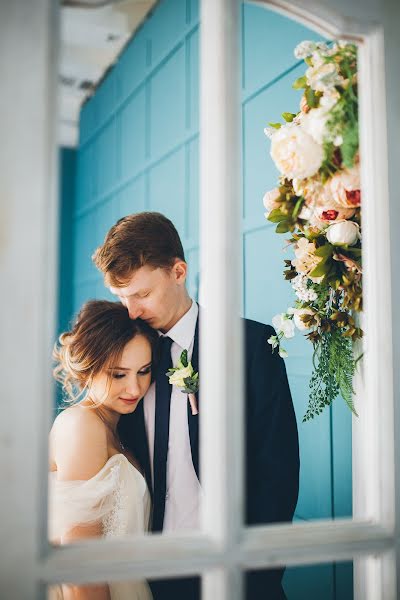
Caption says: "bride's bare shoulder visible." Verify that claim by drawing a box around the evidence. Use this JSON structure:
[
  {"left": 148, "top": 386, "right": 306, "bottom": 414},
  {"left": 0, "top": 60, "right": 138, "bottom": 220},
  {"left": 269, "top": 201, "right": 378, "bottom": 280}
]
[
  {"left": 52, "top": 404, "right": 102, "bottom": 428},
  {"left": 50, "top": 405, "right": 108, "bottom": 480}
]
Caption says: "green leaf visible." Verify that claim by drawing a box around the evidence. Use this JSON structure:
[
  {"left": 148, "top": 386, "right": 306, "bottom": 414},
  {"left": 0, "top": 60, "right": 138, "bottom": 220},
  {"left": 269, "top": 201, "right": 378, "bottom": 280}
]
[
  {"left": 180, "top": 349, "right": 188, "bottom": 368},
  {"left": 282, "top": 112, "right": 297, "bottom": 122},
  {"left": 305, "top": 86, "right": 318, "bottom": 108},
  {"left": 268, "top": 122, "right": 281, "bottom": 129},
  {"left": 340, "top": 121, "right": 359, "bottom": 168},
  {"left": 292, "top": 196, "right": 304, "bottom": 219},
  {"left": 276, "top": 221, "right": 290, "bottom": 234},
  {"left": 314, "top": 243, "right": 334, "bottom": 258},
  {"left": 183, "top": 377, "right": 199, "bottom": 394},
  {"left": 292, "top": 75, "right": 307, "bottom": 89},
  {"left": 346, "top": 247, "right": 362, "bottom": 257},
  {"left": 268, "top": 208, "right": 287, "bottom": 223},
  {"left": 309, "top": 260, "right": 328, "bottom": 278}
]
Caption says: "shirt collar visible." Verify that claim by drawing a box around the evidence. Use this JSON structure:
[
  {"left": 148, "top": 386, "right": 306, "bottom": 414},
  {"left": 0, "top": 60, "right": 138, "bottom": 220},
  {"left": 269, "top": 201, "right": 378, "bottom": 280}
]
[{"left": 162, "top": 300, "right": 198, "bottom": 350}]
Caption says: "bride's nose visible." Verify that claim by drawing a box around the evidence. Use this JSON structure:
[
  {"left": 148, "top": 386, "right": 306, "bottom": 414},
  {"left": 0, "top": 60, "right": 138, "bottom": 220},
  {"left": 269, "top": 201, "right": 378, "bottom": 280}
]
[{"left": 124, "top": 376, "right": 141, "bottom": 396}]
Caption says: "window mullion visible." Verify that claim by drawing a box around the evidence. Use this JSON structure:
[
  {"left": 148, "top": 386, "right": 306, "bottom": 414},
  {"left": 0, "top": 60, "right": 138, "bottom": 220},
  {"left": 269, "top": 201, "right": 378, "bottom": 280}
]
[{"left": 199, "top": 0, "right": 243, "bottom": 579}]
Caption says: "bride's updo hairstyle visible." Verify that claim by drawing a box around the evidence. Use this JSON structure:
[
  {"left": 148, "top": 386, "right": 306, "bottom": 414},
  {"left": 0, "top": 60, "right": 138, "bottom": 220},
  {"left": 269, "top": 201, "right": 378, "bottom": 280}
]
[{"left": 53, "top": 300, "right": 159, "bottom": 404}]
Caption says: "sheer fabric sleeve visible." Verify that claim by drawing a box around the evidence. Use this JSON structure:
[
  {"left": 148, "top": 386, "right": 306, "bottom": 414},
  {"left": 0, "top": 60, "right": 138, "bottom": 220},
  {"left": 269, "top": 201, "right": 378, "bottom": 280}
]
[{"left": 49, "top": 454, "right": 127, "bottom": 542}]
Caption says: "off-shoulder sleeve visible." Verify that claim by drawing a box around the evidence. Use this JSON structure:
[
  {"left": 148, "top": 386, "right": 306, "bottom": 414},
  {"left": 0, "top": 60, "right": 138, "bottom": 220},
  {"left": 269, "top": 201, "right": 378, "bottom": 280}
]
[{"left": 48, "top": 454, "right": 132, "bottom": 542}]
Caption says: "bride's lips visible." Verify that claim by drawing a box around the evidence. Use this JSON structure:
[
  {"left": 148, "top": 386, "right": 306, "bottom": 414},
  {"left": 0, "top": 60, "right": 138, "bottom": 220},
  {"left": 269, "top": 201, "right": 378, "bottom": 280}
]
[{"left": 119, "top": 397, "right": 139, "bottom": 405}]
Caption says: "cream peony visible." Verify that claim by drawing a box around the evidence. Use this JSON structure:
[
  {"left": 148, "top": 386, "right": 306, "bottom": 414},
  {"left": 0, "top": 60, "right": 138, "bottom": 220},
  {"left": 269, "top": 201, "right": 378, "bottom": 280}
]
[
  {"left": 270, "top": 124, "right": 324, "bottom": 179},
  {"left": 293, "top": 176, "right": 330, "bottom": 208},
  {"left": 292, "top": 237, "right": 321, "bottom": 275},
  {"left": 168, "top": 364, "right": 194, "bottom": 388},
  {"left": 263, "top": 188, "right": 281, "bottom": 217},
  {"left": 326, "top": 220, "right": 360, "bottom": 246},
  {"left": 328, "top": 166, "right": 361, "bottom": 208}
]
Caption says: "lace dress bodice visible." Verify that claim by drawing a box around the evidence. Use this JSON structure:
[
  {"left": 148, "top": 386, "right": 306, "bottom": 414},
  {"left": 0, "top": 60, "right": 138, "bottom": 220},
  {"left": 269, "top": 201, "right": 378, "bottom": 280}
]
[{"left": 48, "top": 454, "right": 152, "bottom": 600}]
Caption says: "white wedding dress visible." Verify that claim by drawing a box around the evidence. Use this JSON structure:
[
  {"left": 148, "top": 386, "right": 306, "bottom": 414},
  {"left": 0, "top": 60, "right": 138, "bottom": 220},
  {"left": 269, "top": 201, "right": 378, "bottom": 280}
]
[{"left": 48, "top": 453, "right": 153, "bottom": 600}]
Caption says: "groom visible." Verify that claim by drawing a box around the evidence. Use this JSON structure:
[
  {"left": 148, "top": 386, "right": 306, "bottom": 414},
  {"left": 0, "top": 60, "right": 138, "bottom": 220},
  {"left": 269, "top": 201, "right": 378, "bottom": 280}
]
[{"left": 93, "top": 212, "right": 299, "bottom": 600}]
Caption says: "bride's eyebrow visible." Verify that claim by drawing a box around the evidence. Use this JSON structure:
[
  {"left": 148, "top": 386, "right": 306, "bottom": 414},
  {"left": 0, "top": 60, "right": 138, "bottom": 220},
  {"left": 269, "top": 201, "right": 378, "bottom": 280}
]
[
  {"left": 139, "top": 361, "right": 152, "bottom": 370},
  {"left": 107, "top": 366, "right": 130, "bottom": 371}
]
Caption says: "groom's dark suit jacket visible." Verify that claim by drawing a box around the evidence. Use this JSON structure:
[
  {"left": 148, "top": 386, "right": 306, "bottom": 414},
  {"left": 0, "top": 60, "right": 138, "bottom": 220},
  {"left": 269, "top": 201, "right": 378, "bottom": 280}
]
[{"left": 118, "top": 315, "right": 299, "bottom": 600}]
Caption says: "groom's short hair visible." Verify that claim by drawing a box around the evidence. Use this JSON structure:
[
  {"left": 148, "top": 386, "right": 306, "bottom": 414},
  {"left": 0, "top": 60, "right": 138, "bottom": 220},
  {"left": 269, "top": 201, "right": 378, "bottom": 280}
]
[{"left": 93, "top": 212, "right": 185, "bottom": 286}]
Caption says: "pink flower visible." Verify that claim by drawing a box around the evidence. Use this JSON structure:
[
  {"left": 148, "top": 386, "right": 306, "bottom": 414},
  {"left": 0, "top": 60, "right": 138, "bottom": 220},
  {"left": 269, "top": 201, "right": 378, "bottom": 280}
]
[
  {"left": 328, "top": 166, "right": 361, "bottom": 208},
  {"left": 300, "top": 205, "right": 355, "bottom": 230}
]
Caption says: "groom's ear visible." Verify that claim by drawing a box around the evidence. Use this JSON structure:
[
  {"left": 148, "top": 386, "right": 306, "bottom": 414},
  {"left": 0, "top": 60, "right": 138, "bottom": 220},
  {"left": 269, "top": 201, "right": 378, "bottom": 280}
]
[{"left": 172, "top": 259, "right": 188, "bottom": 285}]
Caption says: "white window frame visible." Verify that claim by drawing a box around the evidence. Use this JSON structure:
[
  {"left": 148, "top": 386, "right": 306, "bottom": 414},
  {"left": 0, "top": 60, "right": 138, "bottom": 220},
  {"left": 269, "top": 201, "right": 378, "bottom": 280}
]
[{"left": 0, "top": 1, "right": 398, "bottom": 599}]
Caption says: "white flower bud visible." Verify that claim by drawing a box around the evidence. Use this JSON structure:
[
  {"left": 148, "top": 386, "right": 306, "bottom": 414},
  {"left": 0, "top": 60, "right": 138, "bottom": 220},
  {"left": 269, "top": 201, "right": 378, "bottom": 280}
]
[{"left": 326, "top": 220, "right": 360, "bottom": 246}]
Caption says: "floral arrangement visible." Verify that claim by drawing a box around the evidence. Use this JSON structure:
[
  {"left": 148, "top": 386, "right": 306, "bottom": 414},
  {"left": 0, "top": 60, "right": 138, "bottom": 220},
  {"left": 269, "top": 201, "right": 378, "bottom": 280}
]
[
  {"left": 167, "top": 349, "right": 199, "bottom": 415},
  {"left": 264, "top": 40, "right": 362, "bottom": 421}
]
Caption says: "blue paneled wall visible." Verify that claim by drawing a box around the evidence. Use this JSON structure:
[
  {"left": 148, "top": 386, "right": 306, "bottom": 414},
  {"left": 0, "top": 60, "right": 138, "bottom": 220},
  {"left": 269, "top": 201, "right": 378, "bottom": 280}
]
[{"left": 61, "top": 1, "right": 353, "bottom": 597}]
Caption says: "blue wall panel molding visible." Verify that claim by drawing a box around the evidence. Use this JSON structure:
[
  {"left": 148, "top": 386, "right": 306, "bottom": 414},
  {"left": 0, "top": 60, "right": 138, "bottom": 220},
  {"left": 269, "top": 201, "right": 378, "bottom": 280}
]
[{"left": 64, "top": 1, "right": 352, "bottom": 596}]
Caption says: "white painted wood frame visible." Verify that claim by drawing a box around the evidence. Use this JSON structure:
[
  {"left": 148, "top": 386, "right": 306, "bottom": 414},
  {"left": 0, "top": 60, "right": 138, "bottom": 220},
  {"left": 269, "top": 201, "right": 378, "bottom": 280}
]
[{"left": 0, "top": 1, "right": 398, "bottom": 599}]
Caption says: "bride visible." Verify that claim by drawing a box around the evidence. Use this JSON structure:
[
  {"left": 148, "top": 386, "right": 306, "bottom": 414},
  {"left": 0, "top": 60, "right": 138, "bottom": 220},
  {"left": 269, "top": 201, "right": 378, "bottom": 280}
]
[{"left": 48, "top": 300, "right": 159, "bottom": 600}]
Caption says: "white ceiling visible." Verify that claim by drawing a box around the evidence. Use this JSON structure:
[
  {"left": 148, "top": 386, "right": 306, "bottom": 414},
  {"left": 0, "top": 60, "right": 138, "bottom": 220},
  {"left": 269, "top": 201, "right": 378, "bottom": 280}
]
[{"left": 59, "top": 0, "right": 157, "bottom": 147}]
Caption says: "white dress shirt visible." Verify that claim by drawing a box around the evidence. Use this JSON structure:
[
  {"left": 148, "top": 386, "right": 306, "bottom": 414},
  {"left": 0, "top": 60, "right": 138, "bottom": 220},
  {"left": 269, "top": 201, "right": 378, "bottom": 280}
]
[{"left": 143, "top": 300, "right": 201, "bottom": 532}]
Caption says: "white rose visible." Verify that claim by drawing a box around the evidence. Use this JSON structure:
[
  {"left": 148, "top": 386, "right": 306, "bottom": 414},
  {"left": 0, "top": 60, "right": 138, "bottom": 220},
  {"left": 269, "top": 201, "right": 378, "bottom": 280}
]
[
  {"left": 319, "top": 90, "right": 340, "bottom": 110},
  {"left": 272, "top": 313, "right": 295, "bottom": 339},
  {"left": 294, "top": 41, "right": 317, "bottom": 59},
  {"left": 328, "top": 166, "right": 361, "bottom": 208},
  {"left": 298, "top": 204, "right": 314, "bottom": 221},
  {"left": 300, "top": 106, "right": 329, "bottom": 145},
  {"left": 270, "top": 124, "right": 324, "bottom": 179},
  {"left": 168, "top": 364, "right": 194, "bottom": 388},
  {"left": 306, "top": 62, "right": 343, "bottom": 92},
  {"left": 263, "top": 188, "right": 280, "bottom": 217},
  {"left": 264, "top": 126, "right": 276, "bottom": 140},
  {"left": 326, "top": 220, "right": 360, "bottom": 246}
]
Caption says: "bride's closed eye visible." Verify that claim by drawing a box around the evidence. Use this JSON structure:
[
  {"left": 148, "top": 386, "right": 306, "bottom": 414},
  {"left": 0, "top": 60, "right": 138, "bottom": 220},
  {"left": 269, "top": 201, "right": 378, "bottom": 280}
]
[
  {"left": 138, "top": 365, "right": 152, "bottom": 376},
  {"left": 112, "top": 372, "right": 126, "bottom": 379}
]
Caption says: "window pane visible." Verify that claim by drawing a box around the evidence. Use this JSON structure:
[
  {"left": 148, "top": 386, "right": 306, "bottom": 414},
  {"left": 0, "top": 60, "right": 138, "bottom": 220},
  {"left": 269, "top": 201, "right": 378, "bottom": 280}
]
[{"left": 246, "top": 560, "right": 353, "bottom": 599}]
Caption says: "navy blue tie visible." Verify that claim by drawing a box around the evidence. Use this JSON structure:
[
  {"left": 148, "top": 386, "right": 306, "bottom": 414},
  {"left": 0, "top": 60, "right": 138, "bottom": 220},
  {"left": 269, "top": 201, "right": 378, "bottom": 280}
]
[{"left": 152, "top": 335, "right": 173, "bottom": 532}]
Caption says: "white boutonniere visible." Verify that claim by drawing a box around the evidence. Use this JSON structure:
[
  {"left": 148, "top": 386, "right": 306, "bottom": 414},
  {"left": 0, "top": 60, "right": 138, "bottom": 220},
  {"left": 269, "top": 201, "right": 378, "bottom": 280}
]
[{"left": 166, "top": 350, "right": 199, "bottom": 415}]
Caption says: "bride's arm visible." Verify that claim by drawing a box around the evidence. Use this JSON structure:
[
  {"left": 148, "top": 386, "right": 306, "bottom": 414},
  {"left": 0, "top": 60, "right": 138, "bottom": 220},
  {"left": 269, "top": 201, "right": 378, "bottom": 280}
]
[{"left": 52, "top": 408, "right": 111, "bottom": 600}]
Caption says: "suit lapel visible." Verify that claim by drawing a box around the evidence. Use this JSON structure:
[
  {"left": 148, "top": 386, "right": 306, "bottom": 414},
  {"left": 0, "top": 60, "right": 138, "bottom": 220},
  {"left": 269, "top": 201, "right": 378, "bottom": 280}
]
[
  {"left": 135, "top": 401, "right": 153, "bottom": 497},
  {"left": 188, "top": 315, "right": 200, "bottom": 479},
  {"left": 118, "top": 402, "right": 153, "bottom": 500}
]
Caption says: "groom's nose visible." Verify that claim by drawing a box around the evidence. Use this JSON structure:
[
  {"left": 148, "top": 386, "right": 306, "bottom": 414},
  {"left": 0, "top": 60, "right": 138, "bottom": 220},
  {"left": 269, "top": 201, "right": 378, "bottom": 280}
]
[{"left": 126, "top": 300, "right": 142, "bottom": 320}]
